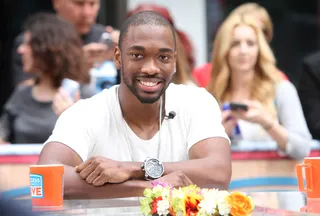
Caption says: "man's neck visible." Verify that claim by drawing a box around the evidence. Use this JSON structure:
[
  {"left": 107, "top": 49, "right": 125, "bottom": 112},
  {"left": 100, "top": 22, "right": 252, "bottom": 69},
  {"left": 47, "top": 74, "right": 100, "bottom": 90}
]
[{"left": 118, "top": 84, "right": 162, "bottom": 129}]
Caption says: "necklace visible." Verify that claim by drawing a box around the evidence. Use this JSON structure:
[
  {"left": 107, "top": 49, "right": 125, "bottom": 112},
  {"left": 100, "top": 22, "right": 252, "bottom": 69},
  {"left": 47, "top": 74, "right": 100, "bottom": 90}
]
[{"left": 117, "top": 87, "right": 163, "bottom": 160}]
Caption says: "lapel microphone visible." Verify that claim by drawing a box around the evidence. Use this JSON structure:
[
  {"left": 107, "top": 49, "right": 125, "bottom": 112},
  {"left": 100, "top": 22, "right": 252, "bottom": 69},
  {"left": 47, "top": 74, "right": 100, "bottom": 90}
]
[{"left": 165, "top": 111, "right": 176, "bottom": 119}]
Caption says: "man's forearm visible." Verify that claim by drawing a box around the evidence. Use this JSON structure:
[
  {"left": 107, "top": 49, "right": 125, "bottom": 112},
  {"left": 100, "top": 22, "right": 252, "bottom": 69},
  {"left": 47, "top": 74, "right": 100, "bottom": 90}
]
[
  {"left": 163, "top": 159, "right": 231, "bottom": 189},
  {"left": 63, "top": 165, "right": 150, "bottom": 199},
  {"left": 130, "top": 158, "right": 231, "bottom": 189}
]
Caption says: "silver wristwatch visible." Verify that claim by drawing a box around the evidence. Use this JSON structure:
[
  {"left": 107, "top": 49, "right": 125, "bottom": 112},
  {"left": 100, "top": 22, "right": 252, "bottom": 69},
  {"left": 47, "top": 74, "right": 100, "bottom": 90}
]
[{"left": 141, "top": 157, "right": 164, "bottom": 180}]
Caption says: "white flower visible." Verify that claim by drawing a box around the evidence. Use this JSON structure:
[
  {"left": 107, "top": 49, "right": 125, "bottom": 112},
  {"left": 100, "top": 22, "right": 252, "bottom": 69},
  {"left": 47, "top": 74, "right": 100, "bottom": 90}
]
[
  {"left": 157, "top": 199, "right": 170, "bottom": 216},
  {"left": 216, "top": 190, "right": 230, "bottom": 204},
  {"left": 218, "top": 202, "right": 231, "bottom": 215},
  {"left": 216, "top": 190, "right": 231, "bottom": 216},
  {"left": 198, "top": 200, "right": 217, "bottom": 215},
  {"left": 176, "top": 211, "right": 184, "bottom": 216},
  {"left": 161, "top": 188, "right": 171, "bottom": 199},
  {"left": 172, "top": 188, "right": 185, "bottom": 199},
  {"left": 152, "top": 185, "right": 164, "bottom": 194},
  {"left": 197, "top": 189, "right": 220, "bottom": 215}
]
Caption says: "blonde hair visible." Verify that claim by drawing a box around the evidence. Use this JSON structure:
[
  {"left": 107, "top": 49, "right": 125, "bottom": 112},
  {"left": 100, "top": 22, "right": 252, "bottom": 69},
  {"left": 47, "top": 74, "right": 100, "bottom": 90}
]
[
  {"left": 228, "top": 3, "right": 273, "bottom": 43},
  {"left": 206, "top": 14, "right": 281, "bottom": 118}
]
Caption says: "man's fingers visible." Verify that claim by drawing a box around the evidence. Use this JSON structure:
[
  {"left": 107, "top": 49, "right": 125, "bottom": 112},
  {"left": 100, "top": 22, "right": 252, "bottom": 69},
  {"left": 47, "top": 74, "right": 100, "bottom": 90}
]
[
  {"left": 76, "top": 160, "right": 92, "bottom": 172},
  {"left": 86, "top": 168, "right": 100, "bottom": 184},
  {"left": 92, "top": 175, "right": 106, "bottom": 186},
  {"left": 79, "top": 163, "right": 97, "bottom": 179}
]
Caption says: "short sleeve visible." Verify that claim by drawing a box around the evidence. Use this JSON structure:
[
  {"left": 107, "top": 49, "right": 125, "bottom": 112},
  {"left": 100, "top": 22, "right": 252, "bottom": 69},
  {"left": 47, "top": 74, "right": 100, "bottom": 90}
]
[
  {"left": 43, "top": 100, "right": 94, "bottom": 162},
  {"left": 186, "top": 88, "right": 230, "bottom": 150}
]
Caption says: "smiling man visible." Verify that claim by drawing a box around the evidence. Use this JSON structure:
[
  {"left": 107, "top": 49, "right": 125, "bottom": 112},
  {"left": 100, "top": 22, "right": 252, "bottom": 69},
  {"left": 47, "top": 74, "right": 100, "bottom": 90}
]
[{"left": 37, "top": 11, "right": 231, "bottom": 199}]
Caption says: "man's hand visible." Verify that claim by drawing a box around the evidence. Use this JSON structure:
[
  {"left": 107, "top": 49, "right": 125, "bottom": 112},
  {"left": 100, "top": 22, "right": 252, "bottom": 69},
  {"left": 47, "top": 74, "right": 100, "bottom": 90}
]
[
  {"left": 75, "top": 156, "right": 134, "bottom": 186},
  {"left": 155, "top": 170, "right": 193, "bottom": 188}
]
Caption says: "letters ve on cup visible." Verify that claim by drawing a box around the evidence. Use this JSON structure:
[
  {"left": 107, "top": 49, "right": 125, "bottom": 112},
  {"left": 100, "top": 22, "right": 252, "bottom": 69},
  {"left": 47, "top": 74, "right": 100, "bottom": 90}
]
[
  {"left": 296, "top": 157, "right": 320, "bottom": 198},
  {"left": 29, "top": 164, "right": 64, "bottom": 208}
]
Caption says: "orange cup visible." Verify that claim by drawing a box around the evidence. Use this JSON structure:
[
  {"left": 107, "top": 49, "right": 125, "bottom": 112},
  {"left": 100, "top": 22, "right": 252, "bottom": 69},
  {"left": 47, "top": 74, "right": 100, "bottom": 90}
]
[
  {"left": 296, "top": 157, "right": 320, "bottom": 198},
  {"left": 29, "top": 164, "right": 64, "bottom": 207},
  {"left": 300, "top": 198, "right": 320, "bottom": 213}
]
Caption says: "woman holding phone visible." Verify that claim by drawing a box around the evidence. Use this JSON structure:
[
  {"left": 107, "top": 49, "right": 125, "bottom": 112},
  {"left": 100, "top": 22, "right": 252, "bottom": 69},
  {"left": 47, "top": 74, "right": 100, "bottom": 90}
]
[
  {"left": 0, "top": 13, "right": 88, "bottom": 144},
  {"left": 206, "top": 14, "right": 312, "bottom": 159}
]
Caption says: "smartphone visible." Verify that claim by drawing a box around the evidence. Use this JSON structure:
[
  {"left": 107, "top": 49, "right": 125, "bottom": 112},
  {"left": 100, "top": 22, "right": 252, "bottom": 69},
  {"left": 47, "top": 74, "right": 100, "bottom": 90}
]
[{"left": 229, "top": 102, "right": 248, "bottom": 111}]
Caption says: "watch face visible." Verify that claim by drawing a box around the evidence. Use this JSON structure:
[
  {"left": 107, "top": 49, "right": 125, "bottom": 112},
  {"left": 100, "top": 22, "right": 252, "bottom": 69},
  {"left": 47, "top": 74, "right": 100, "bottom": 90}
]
[{"left": 145, "top": 158, "right": 164, "bottom": 179}]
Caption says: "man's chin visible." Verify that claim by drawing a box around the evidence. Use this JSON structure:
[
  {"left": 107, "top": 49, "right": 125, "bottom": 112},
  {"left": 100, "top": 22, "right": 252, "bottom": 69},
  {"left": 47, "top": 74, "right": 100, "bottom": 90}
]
[
  {"left": 137, "top": 95, "right": 161, "bottom": 104},
  {"left": 76, "top": 26, "right": 91, "bottom": 35}
]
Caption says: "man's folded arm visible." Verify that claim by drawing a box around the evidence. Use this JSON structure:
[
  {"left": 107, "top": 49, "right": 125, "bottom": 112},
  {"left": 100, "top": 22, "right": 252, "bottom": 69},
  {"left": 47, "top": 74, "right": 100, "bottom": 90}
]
[
  {"left": 163, "top": 137, "right": 231, "bottom": 189},
  {"left": 131, "top": 137, "right": 232, "bottom": 190},
  {"left": 37, "top": 142, "right": 149, "bottom": 199}
]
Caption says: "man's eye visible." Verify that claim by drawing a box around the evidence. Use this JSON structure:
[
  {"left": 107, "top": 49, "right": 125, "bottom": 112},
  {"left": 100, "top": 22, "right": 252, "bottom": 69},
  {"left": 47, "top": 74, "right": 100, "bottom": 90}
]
[
  {"left": 159, "top": 55, "right": 169, "bottom": 61},
  {"left": 132, "top": 54, "right": 143, "bottom": 59}
]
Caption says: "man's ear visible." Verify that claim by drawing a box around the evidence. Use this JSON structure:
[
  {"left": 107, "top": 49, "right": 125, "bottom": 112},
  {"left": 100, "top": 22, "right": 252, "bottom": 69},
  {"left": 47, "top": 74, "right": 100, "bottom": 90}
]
[
  {"left": 173, "top": 51, "right": 177, "bottom": 74},
  {"left": 114, "top": 46, "right": 121, "bottom": 70}
]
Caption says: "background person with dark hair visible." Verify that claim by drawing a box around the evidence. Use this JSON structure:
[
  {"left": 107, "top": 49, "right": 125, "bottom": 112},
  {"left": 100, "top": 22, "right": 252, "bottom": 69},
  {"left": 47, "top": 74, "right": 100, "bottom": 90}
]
[
  {"left": 0, "top": 13, "right": 88, "bottom": 144},
  {"left": 10, "top": 0, "right": 110, "bottom": 87}
]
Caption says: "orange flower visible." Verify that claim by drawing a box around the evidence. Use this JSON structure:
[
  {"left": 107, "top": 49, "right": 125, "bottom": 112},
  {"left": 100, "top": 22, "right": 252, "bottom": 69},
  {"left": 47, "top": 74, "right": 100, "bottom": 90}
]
[
  {"left": 228, "top": 192, "right": 254, "bottom": 216},
  {"left": 185, "top": 195, "right": 201, "bottom": 216},
  {"left": 151, "top": 196, "right": 163, "bottom": 214}
]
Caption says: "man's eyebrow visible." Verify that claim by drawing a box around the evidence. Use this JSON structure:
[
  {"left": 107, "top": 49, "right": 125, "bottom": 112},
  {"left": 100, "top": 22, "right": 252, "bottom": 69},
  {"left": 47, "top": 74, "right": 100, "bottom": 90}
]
[
  {"left": 128, "top": 45, "right": 145, "bottom": 51},
  {"left": 159, "top": 48, "right": 174, "bottom": 53}
]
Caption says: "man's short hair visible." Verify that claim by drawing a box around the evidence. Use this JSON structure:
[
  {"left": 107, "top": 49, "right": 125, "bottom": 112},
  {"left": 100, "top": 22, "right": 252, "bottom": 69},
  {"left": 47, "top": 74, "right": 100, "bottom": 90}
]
[{"left": 119, "top": 11, "right": 176, "bottom": 50}]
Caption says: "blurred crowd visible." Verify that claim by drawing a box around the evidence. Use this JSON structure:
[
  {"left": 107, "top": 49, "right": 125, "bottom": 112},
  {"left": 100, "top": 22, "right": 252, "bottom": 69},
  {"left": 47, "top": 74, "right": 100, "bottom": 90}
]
[{"left": 0, "top": 0, "right": 319, "bottom": 160}]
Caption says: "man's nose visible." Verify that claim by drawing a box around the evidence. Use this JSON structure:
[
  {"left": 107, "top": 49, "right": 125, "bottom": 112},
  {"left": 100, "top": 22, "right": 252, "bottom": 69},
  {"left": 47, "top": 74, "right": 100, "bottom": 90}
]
[
  {"left": 141, "top": 59, "right": 160, "bottom": 74},
  {"left": 81, "top": 3, "right": 94, "bottom": 18}
]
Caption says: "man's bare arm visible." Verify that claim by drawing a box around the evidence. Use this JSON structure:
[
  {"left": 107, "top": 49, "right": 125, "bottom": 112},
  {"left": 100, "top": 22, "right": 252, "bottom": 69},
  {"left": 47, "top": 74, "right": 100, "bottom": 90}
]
[
  {"left": 163, "top": 137, "right": 231, "bottom": 189},
  {"left": 129, "top": 137, "right": 231, "bottom": 189},
  {"left": 37, "top": 142, "right": 150, "bottom": 199}
]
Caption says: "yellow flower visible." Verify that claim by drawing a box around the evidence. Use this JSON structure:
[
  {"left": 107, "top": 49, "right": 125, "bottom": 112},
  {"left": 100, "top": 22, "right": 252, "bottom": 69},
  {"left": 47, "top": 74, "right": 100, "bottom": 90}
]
[
  {"left": 228, "top": 192, "right": 254, "bottom": 216},
  {"left": 183, "top": 185, "right": 203, "bottom": 216}
]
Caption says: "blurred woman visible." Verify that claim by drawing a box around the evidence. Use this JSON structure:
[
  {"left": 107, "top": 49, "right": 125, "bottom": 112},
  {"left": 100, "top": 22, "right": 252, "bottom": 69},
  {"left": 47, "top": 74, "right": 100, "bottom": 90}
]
[
  {"left": 193, "top": 2, "right": 287, "bottom": 87},
  {"left": 206, "top": 14, "right": 311, "bottom": 160},
  {"left": 0, "top": 13, "right": 88, "bottom": 144},
  {"left": 227, "top": 3, "right": 273, "bottom": 43}
]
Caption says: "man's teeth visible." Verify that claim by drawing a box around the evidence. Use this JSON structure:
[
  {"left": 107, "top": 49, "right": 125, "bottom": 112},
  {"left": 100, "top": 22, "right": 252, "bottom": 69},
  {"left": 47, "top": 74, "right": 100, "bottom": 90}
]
[{"left": 140, "top": 81, "right": 158, "bottom": 87}]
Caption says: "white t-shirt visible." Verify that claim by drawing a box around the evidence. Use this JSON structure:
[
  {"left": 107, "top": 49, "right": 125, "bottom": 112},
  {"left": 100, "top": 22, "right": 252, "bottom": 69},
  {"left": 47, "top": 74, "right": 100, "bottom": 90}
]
[{"left": 44, "top": 84, "right": 229, "bottom": 162}]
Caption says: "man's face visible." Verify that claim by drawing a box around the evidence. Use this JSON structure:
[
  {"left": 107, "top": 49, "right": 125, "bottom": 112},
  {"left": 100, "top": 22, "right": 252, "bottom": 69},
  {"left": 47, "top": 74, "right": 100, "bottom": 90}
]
[
  {"left": 115, "top": 25, "right": 176, "bottom": 104},
  {"left": 53, "top": 0, "right": 100, "bottom": 34}
]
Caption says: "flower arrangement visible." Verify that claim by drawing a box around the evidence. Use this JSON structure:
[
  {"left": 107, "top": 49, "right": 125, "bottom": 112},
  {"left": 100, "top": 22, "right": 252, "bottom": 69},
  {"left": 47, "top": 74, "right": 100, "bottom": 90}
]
[{"left": 140, "top": 182, "right": 254, "bottom": 216}]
